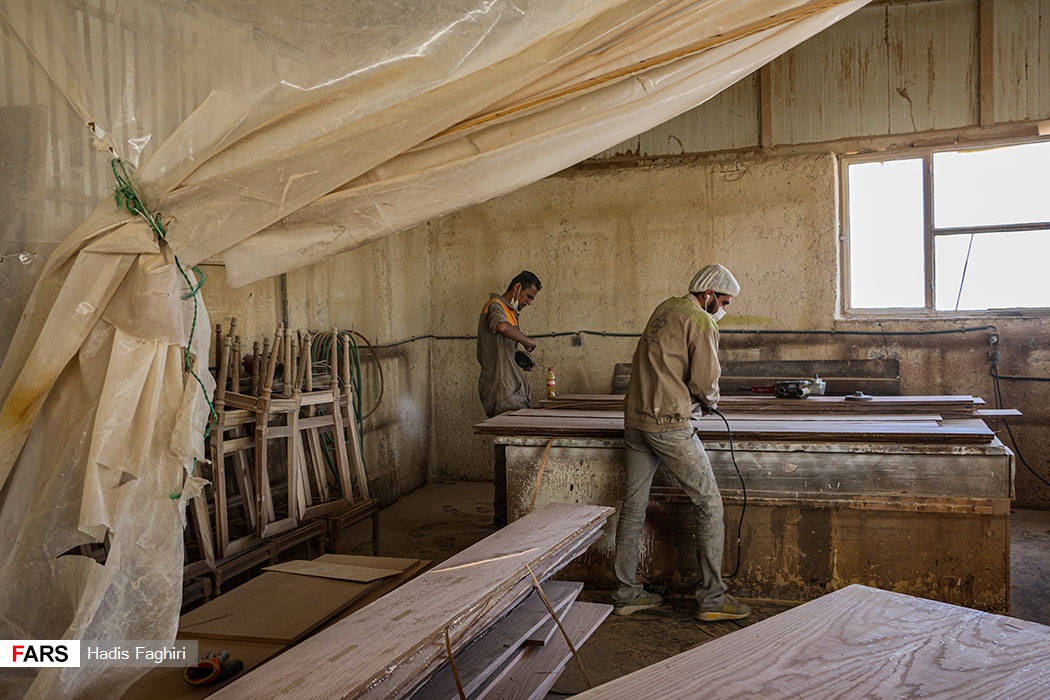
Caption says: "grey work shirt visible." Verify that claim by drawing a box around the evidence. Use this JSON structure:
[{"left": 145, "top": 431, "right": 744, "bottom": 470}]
[
  {"left": 624, "top": 294, "right": 721, "bottom": 432},
  {"left": 477, "top": 294, "right": 531, "bottom": 418}
]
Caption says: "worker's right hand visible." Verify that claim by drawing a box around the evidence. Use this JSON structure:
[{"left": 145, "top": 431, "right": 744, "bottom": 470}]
[{"left": 522, "top": 338, "right": 537, "bottom": 353}]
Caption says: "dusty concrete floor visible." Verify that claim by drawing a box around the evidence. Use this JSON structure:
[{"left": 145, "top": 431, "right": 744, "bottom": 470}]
[{"left": 339, "top": 481, "right": 1050, "bottom": 695}]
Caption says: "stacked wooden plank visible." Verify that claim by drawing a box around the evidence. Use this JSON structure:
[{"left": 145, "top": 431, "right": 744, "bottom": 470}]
[
  {"left": 477, "top": 406, "right": 997, "bottom": 445},
  {"left": 570, "top": 585, "right": 1050, "bottom": 699},
  {"left": 541, "top": 392, "right": 985, "bottom": 417},
  {"left": 410, "top": 581, "right": 610, "bottom": 700},
  {"left": 211, "top": 503, "right": 614, "bottom": 700},
  {"left": 718, "top": 358, "right": 903, "bottom": 396}
]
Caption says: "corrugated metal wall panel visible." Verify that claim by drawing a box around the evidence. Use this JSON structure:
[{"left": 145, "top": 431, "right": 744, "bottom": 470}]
[
  {"left": 592, "top": 75, "right": 759, "bottom": 159},
  {"left": 993, "top": 0, "right": 1050, "bottom": 123},
  {"left": 770, "top": 0, "right": 977, "bottom": 144},
  {"left": 769, "top": 4, "right": 890, "bottom": 144},
  {"left": 589, "top": 0, "right": 1050, "bottom": 159},
  {"left": 887, "top": 0, "right": 978, "bottom": 133}
]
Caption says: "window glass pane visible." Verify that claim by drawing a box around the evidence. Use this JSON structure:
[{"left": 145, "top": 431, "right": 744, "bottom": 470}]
[
  {"left": 935, "top": 231, "right": 1050, "bottom": 310},
  {"left": 847, "top": 159, "right": 925, "bottom": 308},
  {"left": 934, "top": 141, "right": 1050, "bottom": 228}
]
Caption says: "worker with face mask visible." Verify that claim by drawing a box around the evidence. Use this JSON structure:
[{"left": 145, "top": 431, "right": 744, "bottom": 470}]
[
  {"left": 612, "top": 263, "right": 750, "bottom": 622},
  {"left": 477, "top": 270, "right": 542, "bottom": 526}
]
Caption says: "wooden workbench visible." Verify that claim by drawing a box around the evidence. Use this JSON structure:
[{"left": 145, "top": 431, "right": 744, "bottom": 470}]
[{"left": 478, "top": 400, "right": 1014, "bottom": 612}]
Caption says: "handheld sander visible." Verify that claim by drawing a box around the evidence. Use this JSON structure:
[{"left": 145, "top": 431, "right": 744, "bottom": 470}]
[
  {"left": 514, "top": 350, "right": 536, "bottom": 371},
  {"left": 746, "top": 376, "right": 827, "bottom": 399}
]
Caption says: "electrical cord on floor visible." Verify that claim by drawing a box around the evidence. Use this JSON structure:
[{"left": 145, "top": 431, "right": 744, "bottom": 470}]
[{"left": 709, "top": 407, "right": 746, "bottom": 579}]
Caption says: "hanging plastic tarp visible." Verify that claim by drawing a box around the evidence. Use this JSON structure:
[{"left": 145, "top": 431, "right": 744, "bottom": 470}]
[{"left": 0, "top": 1, "right": 867, "bottom": 697}]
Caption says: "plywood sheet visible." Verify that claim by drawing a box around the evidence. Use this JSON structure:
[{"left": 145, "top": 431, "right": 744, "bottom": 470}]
[
  {"left": 478, "top": 409, "right": 995, "bottom": 444},
  {"left": 315, "top": 553, "right": 422, "bottom": 570},
  {"left": 178, "top": 572, "right": 374, "bottom": 644},
  {"left": 179, "top": 554, "right": 419, "bottom": 644},
  {"left": 571, "top": 585, "right": 1050, "bottom": 699},
  {"left": 262, "top": 559, "right": 399, "bottom": 582},
  {"left": 541, "top": 393, "right": 982, "bottom": 418},
  {"left": 121, "top": 638, "right": 284, "bottom": 700},
  {"left": 516, "top": 409, "right": 946, "bottom": 422}
]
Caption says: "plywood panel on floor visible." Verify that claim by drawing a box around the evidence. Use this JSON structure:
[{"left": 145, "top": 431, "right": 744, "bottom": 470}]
[{"left": 571, "top": 585, "right": 1050, "bottom": 699}]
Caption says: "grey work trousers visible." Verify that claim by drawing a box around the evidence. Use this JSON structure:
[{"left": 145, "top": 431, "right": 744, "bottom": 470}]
[{"left": 613, "top": 427, "right": 727, "bottom": 607}]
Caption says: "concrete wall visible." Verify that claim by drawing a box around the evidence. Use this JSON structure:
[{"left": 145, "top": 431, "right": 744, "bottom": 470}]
[
  {"left": 426, "top": 152, "right": 1050, "bottom": 508},
  {"left": 430, "top": 153, "right": 841, "bottom": 480}
]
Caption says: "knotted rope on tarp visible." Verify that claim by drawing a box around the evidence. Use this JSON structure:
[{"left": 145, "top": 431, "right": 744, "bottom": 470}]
[{"left": 112, "top": 158, "right": 216, "bottom": 497}]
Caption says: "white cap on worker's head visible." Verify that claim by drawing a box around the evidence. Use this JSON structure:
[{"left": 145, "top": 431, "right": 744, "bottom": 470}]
[{"left": 689, "top": 264, "right": 740, "bottom": 296}]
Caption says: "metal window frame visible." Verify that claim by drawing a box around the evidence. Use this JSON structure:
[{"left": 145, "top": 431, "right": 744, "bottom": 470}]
[{"left": 840, "top": 139, "right": 1050, "bottom": 318}]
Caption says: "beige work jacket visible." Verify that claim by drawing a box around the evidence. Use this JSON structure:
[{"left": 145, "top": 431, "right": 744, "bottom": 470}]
[{"left": 624, "top": 295, "right": 721, "bottom": 432}]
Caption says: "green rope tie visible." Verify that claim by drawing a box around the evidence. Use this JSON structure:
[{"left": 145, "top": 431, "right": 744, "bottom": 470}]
[{"left": 111, "top": 159, "right": 217, "bottom": 498}]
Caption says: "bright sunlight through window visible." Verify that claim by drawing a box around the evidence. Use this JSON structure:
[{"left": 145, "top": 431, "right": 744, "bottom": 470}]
[{"left": 845, "top": 141, "right": 1050, "bottom": 313}]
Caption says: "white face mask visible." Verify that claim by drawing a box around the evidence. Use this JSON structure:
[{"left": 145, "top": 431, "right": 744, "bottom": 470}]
[
  {"left": 703, "top": 293, "right": 726, "bottom": 322},
  {"left": 509, "top": 296, "right": 520, "bottom": 311}
]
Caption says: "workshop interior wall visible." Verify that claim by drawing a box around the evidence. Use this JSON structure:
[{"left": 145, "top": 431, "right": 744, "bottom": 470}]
[
  {"left": 218, "top": 150, "right": 1048, "bottom": 509},
  {"left": 424, "top": 153, "right": 1050, "bottom": 508},
  {"left": 428, "top": 153, "right": 841, "bottom": 483}
]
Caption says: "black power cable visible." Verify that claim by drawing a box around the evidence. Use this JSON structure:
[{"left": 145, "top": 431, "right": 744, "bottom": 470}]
[
  {"left": 708, "top": 407, "right": 747, "bottom": 579},
  {"left": 660, "top": 407, "right": 748, "bottom": 612},
  {"left": 990, "top": 359, "right": 1050, "bottom": 488},
  {"left": 370, "top": 324, "right": 1002, "bottom": 348}
]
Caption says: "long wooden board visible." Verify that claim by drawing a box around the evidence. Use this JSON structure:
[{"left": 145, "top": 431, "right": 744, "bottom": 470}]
[
  {"left": 477, "top": 410, "right": 996, "bottom": 445},
  {"left": 210, "top": 503, "right": 614, "bottom": 700},
  {"left": 514, "top": 409, "right": 947, "bottom": 422},
  {"left": 541, "top": 393, "right": 983, "bottom": 418},
  {"left": 570, "top": 585, "right": 1050, "bottom": 699}
]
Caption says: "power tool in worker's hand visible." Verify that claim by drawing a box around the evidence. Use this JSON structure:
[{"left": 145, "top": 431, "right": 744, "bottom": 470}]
[{"left": 746, "top": 376, "right": 826, "bottom": 399}]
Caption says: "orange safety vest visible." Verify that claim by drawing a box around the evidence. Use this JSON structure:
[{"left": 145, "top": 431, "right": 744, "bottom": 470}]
[{"left": 481, "top": 296, "right": 518, "bottom": 327}]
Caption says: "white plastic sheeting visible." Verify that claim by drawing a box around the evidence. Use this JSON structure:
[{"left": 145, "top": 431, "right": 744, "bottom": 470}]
[{"left": 0, "top": 0, "right": 867, "bottom": 697}]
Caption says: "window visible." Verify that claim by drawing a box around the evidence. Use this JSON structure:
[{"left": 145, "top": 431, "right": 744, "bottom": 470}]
[{"left": 843, "top": 140, "right": 1050, "bottom": 314}]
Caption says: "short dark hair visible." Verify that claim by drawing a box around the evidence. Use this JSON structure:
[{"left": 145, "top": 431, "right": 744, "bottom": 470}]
[{"left": 508, "top": 270, "right": 542, "bottom": 292}]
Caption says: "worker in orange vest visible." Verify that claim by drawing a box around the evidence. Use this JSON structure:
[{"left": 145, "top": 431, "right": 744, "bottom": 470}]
[{"left": 477, "top": 270, "right": 542, "bottom": 526}]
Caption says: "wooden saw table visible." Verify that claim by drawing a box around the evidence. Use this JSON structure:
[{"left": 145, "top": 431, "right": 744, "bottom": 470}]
[{"left": 475, "top": 395, "right": 1015, "bottom": 612}]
